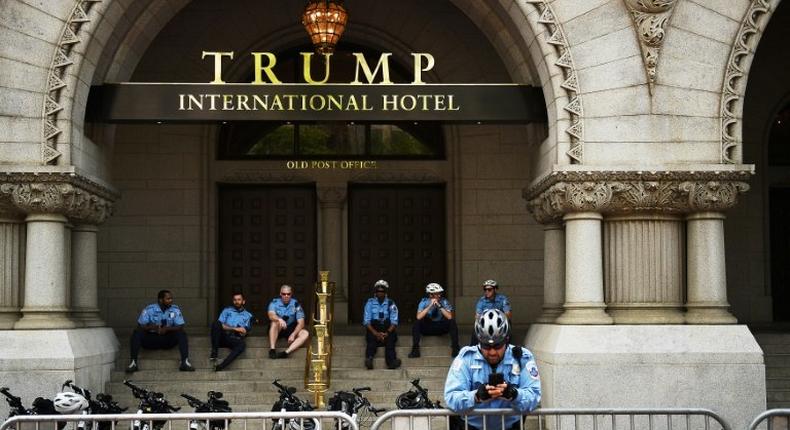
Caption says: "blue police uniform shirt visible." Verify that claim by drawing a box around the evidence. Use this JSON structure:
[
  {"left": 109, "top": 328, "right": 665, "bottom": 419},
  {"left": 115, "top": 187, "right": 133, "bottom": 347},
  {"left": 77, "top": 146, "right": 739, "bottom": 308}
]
[
  {"left": 475, "top": 293, "right": 511, "bottom": 316},
  {"left": 362, "top": 297, "right": 399, "bottom": 327},
  {"left": 268, "top": 297, "right": 305, "bottom": 326},
  {"left": 417, "top": 297, "right": 454, "bottom": 322},
  {"left": 444, "top": 344, "right": 541, "bottom": 430},
  {"left": 137, "top": 303, "right": 185, "bottom": 328},
  {"left": 218, "top": 306, "right": 254, "bottom": 332}
]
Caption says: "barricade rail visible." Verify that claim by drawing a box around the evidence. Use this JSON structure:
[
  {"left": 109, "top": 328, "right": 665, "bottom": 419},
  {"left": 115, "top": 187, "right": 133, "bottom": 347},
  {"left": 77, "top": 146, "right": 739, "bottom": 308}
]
[
  {"left": 369, "top": 408, "right": 731, "bottom": 430},
  {"left": 747, "top": 409, "right": 790, "bottom": 430},
  {"left": 0, "top": 412, "right": 358, "bottom": 430}
]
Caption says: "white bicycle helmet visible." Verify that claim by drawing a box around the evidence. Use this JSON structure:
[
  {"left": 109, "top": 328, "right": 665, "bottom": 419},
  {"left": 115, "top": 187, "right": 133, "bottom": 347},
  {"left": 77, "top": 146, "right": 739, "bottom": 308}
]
[
  {"left": 374, "top": 279, "right": 389, "bottom": 290},
  {"left": 475, "top": 309, "right": 510, "bottom": 346},
  {"left": 483, "top": 279, "right": 498, "bottom": 288},
  {"left": 54, "top": 392, "right": 89, "bottom": 414},
  {"left": 425, "top": 283, "right": 444, "bottom": 294}
]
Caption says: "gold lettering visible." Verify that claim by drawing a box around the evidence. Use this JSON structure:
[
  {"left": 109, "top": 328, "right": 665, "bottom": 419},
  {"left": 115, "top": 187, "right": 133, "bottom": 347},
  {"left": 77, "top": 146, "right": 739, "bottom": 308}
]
[
  {"left": 207, "top": 94, "right": 220, "bottom": 110},
  {"left": 237, "top": 95, "right": 251, "bottom": 110},
  {"left": 400, "top": 95, "right": 417, "bottom": 111},
  {"left": 434, "top": 94, "right": 446, "bottom": 110},
  {"left": 346, "top": 95, "right": 359, "bottom": 111},
  {"left": 309, "top": 95, "right": 326, "bottom": 110},
  {"left": 352, "top": 53, "right": 393, "bottom": 84},
  {"left": 411, "top": 53, "right": 435, "bottom": 85},
  {"left": 252, "top": 95, "right": 268, "bottom": 110},
  {"left": 202, "top": 51, "right": 234, "bottom": 84},
  {"left": 327, "top": 94, "right": 343, "bottom": 111},
  {"left": 222, "top": 94, "right": 235, "bottom": 110},
  {"left": 302, "top": 52, "right": 332, "bottom": 84},
  {"left": 381, "top": 95, "right": 397, "bottom": 111},
  {"left": 270, "top": 95, "right": 284, "bottom": 110},
  {"left": 448, "top": 94, "right": 460, "bottom": 111},
  {"left": 251, "top": 52, "right": 282, "bottom": 84},
  {"left": 361, "top": 95, "right": 373, "bottom": 111}
]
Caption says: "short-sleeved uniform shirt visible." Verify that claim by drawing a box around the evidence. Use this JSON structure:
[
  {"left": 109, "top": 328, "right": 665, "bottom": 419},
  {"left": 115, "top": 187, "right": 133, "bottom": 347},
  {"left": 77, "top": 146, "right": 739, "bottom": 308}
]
[
  {"left": 475, "top": 294, "right": 511, "bottom": 316},
  {"left": 268, "top": 298, "right": 305, "bottom": 326},
  {"left": 417, "top": 297, "right": 454, "bottom": 322},
  {"left": 362, "top": 297, "right": 399, "bottom": 327},
  {"left": 217, "top": 306, "right": 254, "bottom": 332},
  {"left": 137, "top": 303, "right": 185, "bottom": 331}
]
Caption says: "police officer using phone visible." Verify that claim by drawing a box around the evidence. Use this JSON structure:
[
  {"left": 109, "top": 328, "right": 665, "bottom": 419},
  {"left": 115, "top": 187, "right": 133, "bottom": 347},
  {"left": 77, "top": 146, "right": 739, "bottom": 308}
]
[
  {"left": 126, "top": 289, "right": 194, "bottom": 372},
  {"left": 444, "top": 309, "right": 541, "bottom": 430}
]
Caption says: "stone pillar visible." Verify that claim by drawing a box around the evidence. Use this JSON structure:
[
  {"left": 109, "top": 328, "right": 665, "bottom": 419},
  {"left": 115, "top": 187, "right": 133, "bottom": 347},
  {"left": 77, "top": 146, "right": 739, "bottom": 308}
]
[
  {"left": 536, "top": 223, "right": 564, "bottom": 323},
  {"left": 71, "top": 224, "right": 104, "bottom": 327},
  {"left": 604, "top": 214, "right": 685, "bottom": 324},
  {"left": 556, "top": 212, "right": 612, "bottom": 324},
  {"left": 318, "top": 186, "right": 348, "bottom": 322},
  {"left": 14, "top": 214, "right": 78, "bottom": 329},
  {"left": 685, "top": 211, "right": 737, "bottom": 324},
  {"left": 0, "top": 214, "right": 25, "bottom": 328}
]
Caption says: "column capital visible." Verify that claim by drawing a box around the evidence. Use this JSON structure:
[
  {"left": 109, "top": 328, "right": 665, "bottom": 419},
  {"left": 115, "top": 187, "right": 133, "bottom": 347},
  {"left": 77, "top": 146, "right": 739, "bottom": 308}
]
[
  {"left": 0, "top": 171, "right": 118, "bottom": 225},
  {"left": 317, "top": 186, "right": 348, "bottom": 209},
  {"left": 524, "top": 167, "right": 752, "bottom": 224}
]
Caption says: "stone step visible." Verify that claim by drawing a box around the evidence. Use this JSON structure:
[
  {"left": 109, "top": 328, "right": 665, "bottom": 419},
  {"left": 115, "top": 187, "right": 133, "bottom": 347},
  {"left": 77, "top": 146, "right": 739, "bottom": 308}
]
[
  {"left": 117, "top": 334, "right": 462, "bottom": 348},
  {"left": 110, "top": 366, "right": 449, "bottom": 382},
  {"left": 116, "top": 344, "right": 455, "bottom": 359}
]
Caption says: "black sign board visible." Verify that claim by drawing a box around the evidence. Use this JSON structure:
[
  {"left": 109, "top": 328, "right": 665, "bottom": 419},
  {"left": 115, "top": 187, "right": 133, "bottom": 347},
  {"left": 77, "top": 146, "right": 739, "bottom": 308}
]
[{"left": 86, "top": 83, "right": 546, "bottom": 123}]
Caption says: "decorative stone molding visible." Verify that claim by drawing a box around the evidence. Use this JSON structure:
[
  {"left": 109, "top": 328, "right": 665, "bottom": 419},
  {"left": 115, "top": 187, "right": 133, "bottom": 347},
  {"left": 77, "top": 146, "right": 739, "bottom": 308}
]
[
  {"left": 524, "top": 0, "right": 585, "bottom": 164},
  {"left": 0, "top": 172, "right": 117, "bottom": 224},
  {"left": 720, "top": 0, "right": 771, "bottom": 164},
  {"left": 349, "top": 170, "right": 444, "bottom": 183},
  {"left": 41, "top": 0, "right": 103, "bottom": 165},
  {"left": 623, "top": 0, "right": 678, "bottom": 93},
  {"left": 524, "top": 169, "right": 752, "bottom": 223},
  {"left": 317, "top": 186, "right": 348, "bottom": 209}
]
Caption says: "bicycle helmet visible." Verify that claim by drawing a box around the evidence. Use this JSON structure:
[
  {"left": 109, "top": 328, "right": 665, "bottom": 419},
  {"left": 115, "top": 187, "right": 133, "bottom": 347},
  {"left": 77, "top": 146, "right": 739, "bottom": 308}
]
[
  {"left": 54, "top": 392, "right": 89, "bottom": 414},
  {"left": 425, "top": 283, "right": 443, "bottom": 294},
  {"left": 475, "top": 309, "right": 510, "bottom": 347},
  {"left": 373, "top": 280, "right": 389, "bottom": 291},
  {"left": 483, "top": 279, "right": 498, "bottom": 288}
]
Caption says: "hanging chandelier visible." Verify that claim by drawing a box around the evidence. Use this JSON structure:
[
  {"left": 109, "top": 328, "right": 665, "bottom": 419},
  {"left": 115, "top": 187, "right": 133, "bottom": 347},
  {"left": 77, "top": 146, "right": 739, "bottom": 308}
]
[{"left": 301, "top": 0, "right": 348, "bottom": 54}]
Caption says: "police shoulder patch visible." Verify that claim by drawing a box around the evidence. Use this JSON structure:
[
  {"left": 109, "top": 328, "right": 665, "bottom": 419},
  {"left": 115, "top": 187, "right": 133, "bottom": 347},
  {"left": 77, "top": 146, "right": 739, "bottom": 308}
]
[{"left": 526, "top": 360, "right": 539, "bottom": 379}]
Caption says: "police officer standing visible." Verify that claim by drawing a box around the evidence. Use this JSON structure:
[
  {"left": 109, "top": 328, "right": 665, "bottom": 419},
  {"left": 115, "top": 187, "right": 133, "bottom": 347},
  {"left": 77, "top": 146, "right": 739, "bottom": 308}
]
[
  {"left": 470, "top": 280, "right": 512, "bottom": 345},
  {"left": 210, "top": 292, "right": 254, "bottom": 371},
  {"left": 267, "top": 284, "right": 310, "bottom": 359},
  {"left": 408, "top": 282, "right": 461, "bottom": 358},
  {"left": 126, "top": 289, "right": 195, "bottom": 372},
  {"left": 363, "top": 280, "right": 401, "bottom": 370},
  {"left": 444, "top": 309, "right": 541, "bottom": 430}
]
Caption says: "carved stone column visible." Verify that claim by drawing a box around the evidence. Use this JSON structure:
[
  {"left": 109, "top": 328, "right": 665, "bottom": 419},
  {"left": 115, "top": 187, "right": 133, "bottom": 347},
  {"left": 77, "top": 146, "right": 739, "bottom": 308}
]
[
  {"left": 536, "top": 224, "right": 564, "bottom": 323},
  {"left": 0, "top": 212, "right": 25, "bottom": 329},
  {"left": 71, "top": 224, "right": 104, "bottom": 327},
  {"left": 686, "top": 212, "right": 737, "bottom": 324},
  {"left": 604, "top": 214, "right": 685, "bottom": 323},
  {"left": 317, "top": 185, "right": 347, "bottom": 301}
]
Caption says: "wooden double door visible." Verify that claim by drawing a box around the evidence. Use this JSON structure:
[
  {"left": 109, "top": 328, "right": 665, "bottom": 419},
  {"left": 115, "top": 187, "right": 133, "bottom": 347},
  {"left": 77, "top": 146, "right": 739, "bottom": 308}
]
[
  {"left": 348, "top": 184, "right": 447, "bottom": 323},
  {"left": 218, "top": 185, "right": 317, "bottom": 320}
]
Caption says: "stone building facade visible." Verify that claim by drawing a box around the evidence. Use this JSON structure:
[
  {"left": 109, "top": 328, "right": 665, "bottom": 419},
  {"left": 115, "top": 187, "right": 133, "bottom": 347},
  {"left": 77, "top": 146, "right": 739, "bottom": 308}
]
[{"left": 1, "top": 0, "right": 788, "bottom": 428}]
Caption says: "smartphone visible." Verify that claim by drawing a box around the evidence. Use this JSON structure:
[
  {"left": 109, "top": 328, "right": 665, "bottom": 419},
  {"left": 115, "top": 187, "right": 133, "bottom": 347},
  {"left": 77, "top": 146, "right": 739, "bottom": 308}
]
[{"left": 488, "top": 372, "right": 504, "bottom": 386}]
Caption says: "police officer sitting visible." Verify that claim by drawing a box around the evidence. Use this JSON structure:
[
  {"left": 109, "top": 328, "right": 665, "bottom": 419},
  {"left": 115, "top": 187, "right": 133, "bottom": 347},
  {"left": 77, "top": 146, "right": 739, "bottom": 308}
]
[
  {"left": 408, "top": 282, "right": 461, "bottom": 358},
  {"left": 210, "top": 292, "right": 254, "bottom": 371},
  {"left": 363, "top": 280, "right": 401, "bottom": 370},
  {"left": 126, "top": 289, "right": 194, "bottom": 372},
  {"left": 267, "top": 284, "right": 310, "bottom": 359},
  {"left": 469, "top": 279, "right": 512, "bottom": 346},
  {"left": 444, "top": 309, "right": 541, "bottom": 430}
]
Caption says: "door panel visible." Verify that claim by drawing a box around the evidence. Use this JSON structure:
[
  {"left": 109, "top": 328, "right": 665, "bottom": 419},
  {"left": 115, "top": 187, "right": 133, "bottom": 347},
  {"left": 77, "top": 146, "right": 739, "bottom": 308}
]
[
  {"left": 771, "top": 187, "right": 790, "bottom": 321},
  {"left": 219, "top": 185, "right": 316, "bottom": 322},
  {"left": 349, "top": 184, "right": 446, "bottom": 323}
]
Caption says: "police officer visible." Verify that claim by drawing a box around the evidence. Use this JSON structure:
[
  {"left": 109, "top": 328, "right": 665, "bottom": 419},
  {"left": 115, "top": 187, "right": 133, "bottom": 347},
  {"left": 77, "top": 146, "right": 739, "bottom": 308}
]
[
  {"left": 267, "top": 284, "right": 310, "bottom": 359},
  {"left": 210, "top": 292, "right": 254, "bottom": 371},
  {"left": 444, "top": 309, "right": 541, "bottom": 430},
  {"left": 408, "top": 282, "right": 461, "bottom": 358},
  {"left": 362, "top": 280, "right": 401, "bottom": 370},
  {"left": 470, "top": 279, "right": 512, "bottom": 345},
  {"left": 126, "top": 289, "right": 194, "bottom": 372}
]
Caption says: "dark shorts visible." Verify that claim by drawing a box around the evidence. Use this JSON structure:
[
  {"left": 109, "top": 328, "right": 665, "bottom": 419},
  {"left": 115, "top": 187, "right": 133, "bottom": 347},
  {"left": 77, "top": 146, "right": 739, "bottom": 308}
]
[{"left": 277, "top": 323, "right": 297, "bottom": 339}]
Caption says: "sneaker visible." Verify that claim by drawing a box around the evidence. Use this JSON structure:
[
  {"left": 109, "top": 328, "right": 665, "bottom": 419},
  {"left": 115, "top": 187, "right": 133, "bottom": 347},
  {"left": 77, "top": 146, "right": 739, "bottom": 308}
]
[
  {"left": 387, "top": 358, "right": 402, "bottom": 370},
  {"left": 209, "top": 351, "right": 218, "bottom": 362},
  {"left": 276, "top": 351, "right": 289, "bottom": 359},
  {"left": 269, "top": 349, "right": 277, "bottom": 359},
  {"left": 125, "top": 360, "right": 138, "bottom": 373},
  {"left": 408, "top": 347, "right": 420, "bottom": 358},
  {"left": 214, "top": 364, "right": 225, "bottom": 372},
  {"left": 179, "top": 358, "right": 195, "bottom": 372},
  {"left": 364, "top": 357, "right": 373, "bottom": 370}
]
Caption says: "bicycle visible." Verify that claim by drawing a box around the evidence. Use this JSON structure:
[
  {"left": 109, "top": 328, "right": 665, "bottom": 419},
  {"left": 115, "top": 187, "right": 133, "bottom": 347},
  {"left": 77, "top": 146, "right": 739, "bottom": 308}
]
[
  {"left": 326, "top": 387, "right": 385, "bottom": 430},
  {"left": 395, "top": 378, "right": 441, "bottom": 409}
]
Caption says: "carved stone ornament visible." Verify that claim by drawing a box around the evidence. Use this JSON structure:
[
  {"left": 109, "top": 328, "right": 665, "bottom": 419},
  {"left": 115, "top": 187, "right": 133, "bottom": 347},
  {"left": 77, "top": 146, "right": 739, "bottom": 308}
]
[
  {"left": 317, "top": 186, "right": 347, "bottom": 208},
  {"left": 623, "top": 0, "right": 678, "bottom": 93},
  {"left": 524, "top": 169, "right": 752, "bottom": 223},
  {"left": 0, "top": 172, "right": 117, "bottom": 224}
]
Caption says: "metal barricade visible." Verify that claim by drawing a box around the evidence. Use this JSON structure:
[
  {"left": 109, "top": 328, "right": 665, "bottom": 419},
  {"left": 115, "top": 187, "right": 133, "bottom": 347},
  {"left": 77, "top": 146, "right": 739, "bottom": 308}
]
[
  {"left": 747, "top": 409, "right": 790, "bottom": 430},
  {"left": 369, "top": 408, "right": 732, "bottom": 430},
  {"left": 0, "top": 411, "right": 358, "bottom": 430}
]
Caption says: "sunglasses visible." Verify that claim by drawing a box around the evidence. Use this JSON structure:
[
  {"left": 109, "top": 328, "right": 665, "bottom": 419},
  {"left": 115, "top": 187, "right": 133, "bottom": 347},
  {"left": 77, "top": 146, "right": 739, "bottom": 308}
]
[
  {"left": 280, "top": 292, "right": 292, "bottom": 296},
  {"left": 480, "top": 342, "right": 506, "bottom": 350},
  {"left": 483, "top": 287, "right": 495, "bottom": 292}
]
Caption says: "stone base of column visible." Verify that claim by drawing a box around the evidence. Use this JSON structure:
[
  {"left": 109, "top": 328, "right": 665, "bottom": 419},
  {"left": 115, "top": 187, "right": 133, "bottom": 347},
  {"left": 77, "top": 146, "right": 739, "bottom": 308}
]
[
  {"left": 555, "top": 304, "right": 613, "bottom": 325},
  {"left": 525, "top": 324, "right": 765, "bottom": 430},
  {"left": 685, "top": 303, "right": 737, "bottom": 324},
  {"left": 0, "top": 328, "right": 118, "bottom": 409},
  {"left": 14, "top": 308, "right": 79, "bottom": 329},
  {"left": 72, "top": 308, "right": 106, "bottom": 327},
  {"left": 535, "top": 305, "right": 563, "bottom": 323},
  {"left": 607, "top": 304, "right": 685, "bottom": 324}
]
